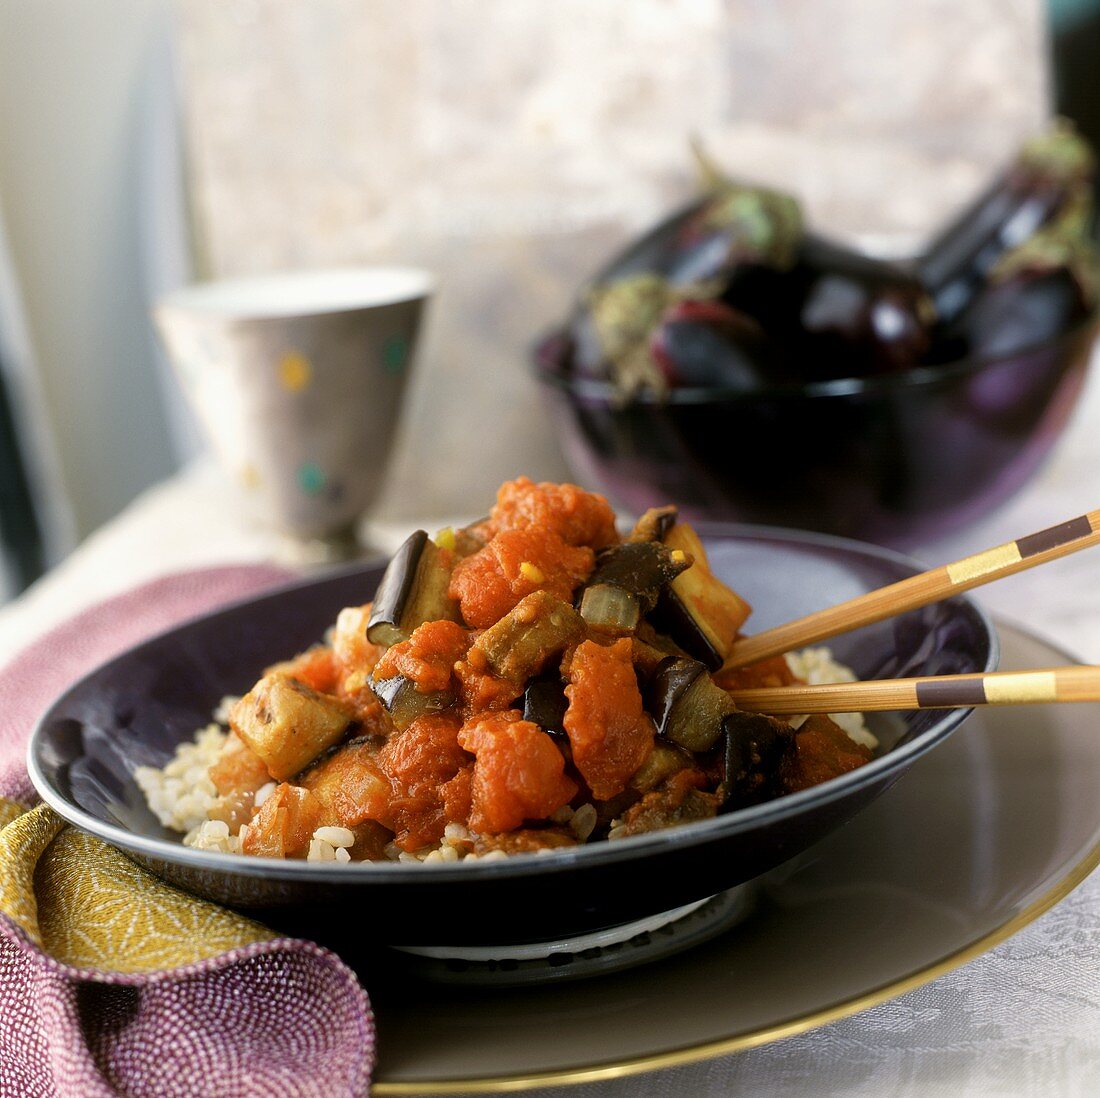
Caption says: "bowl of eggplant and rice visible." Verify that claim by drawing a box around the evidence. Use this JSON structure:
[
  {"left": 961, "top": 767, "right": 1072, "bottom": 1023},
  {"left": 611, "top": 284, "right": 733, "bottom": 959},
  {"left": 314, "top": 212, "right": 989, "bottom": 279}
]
[{"left": 29, "top": 526, "right": 997, "bottom": 947}]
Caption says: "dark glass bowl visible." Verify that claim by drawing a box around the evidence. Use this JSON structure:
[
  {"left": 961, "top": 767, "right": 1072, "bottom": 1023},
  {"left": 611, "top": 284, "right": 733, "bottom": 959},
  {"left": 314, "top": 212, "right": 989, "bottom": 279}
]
[
  {"left": 28, "top": 529, "right": 996, "bottom": 947},
  {"left": 534, "top": 319, "right": 1097, "bottom": 548}
]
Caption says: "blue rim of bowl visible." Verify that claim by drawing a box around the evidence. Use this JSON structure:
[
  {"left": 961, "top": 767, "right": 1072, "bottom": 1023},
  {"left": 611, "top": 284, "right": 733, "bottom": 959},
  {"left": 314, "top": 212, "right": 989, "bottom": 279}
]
[
  {"left": 532, "top": 313, "right": 1099, "bottom": 405},
  {"left": 26, "top": 525, "right": 999, "bottom": 884}
]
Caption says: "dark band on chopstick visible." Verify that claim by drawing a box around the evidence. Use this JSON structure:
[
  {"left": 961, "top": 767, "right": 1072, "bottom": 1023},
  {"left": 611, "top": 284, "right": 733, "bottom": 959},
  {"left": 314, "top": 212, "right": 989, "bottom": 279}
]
[
  {"left": 914, "top": 677, "right": 987, "bottom": 707},
  {"left": 1016, "top": 513, "right": 1094, "bottom": 558},
  {"left": 914, "top": 672, "right": 1058, "bottom": 707},
  {"left": 730, "top": 669, "right": 1072, "bottom": 715}
]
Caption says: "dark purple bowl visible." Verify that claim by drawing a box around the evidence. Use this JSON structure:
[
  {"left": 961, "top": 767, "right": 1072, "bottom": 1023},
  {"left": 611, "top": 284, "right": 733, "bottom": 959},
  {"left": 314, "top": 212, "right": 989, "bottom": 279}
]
[
  {"left": 535, "top": 320, "right": 1096, "bottom": 548},
  {"left": 28, "top": 529, "right": 996, "bottom": 947}
]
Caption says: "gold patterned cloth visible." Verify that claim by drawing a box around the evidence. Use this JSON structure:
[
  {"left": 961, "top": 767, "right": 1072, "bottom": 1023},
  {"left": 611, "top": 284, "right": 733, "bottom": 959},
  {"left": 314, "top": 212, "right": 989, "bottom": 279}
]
[
  {"left": 0, "top": 800, "right": 271, "bottom": 972},
  {"left": 0, "top": 567, "right": 374, "bottom": 1097}
]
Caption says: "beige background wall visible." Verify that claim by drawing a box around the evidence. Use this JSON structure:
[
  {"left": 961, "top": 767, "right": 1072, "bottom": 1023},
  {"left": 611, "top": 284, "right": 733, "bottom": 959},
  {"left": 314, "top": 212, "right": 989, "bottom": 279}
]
[{"left": 178, "top": 0, "right": 1049, "bottom": 523}]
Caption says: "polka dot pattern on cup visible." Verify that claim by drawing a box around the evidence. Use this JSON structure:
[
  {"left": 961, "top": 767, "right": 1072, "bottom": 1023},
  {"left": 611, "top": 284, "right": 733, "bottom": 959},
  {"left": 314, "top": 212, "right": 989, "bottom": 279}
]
[
  {"left": 278, "top": 351, "right": 313, "bottom": 392},
  {"left": 381, "top": 335, "right": 409, "bottom": 374},
  {"left": 297, "top": 462, "right": 327, "bottom": 495}
]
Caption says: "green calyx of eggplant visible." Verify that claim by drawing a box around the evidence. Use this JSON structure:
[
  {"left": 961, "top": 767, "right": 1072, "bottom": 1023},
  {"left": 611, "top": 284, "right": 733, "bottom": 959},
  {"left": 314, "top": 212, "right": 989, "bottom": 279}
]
[
  {"left": 367, "top": 530, "right": 459, "bottom": 647},
  {"left": 585, "top": 274, "right": 725, "bottom": 397},
  {"left": 690, "top": 136, "right": 804, "bottom": 270},
  {"left": 990, "top": 195, "right": 1099, "bottom": 308},
  {"left": 1017, "top": 117, "right": 1096, "bottom": 186}
]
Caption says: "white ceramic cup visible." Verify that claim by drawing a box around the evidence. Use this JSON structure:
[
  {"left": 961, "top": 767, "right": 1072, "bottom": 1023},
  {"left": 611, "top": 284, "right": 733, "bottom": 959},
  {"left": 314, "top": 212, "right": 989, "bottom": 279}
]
[{"left": 154, "top": 267, "right": 433, "bottom": 560}]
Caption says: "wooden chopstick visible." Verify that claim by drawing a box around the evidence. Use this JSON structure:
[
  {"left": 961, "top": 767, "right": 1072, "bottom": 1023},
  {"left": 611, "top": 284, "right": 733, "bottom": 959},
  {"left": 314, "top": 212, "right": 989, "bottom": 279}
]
[
  {"left": 729, "top": 665, "right": 1100, "bottom": 715},
  {"left": 721, "top": 509, "right": 1100, "bottom": 670}
]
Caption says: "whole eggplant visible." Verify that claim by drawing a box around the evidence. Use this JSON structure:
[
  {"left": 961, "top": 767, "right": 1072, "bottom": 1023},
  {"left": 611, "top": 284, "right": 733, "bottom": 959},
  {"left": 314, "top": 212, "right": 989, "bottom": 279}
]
[
  {"left": 724, "top": 233, "right": 938, "bottom": 382},
  {"left": 939, "top": 205, "right": 1098, "bottom": 361},
  {"left": 648, "top": 299, "right": 777, "bottom": 390},
  {"left": 918, "top": 117, "right": 1095, "bottom": 327},
  {"left": 563, "top": 147, "right": 804, "bottom": 395}
]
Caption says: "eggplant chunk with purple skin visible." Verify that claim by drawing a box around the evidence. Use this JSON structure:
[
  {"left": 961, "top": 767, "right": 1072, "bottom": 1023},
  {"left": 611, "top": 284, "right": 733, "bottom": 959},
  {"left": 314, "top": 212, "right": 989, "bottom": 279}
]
[
  {"left": 473, "top": 590, "right": 586, "bottom": 683},
  {"left": 367, "top": 530, "right": 460, "bottom": 648},
  {"left": 719, "top": 710, "right": 794, "bottom": 810},
  {"left": 522, "top": 674, "right": 569, "bottom": 738},
  {"left": 579, "top": 540, "right": 692, "bottom": 635},
  {"left": 368, "top": 673, "right": 454, "bottom": 733},
  {"left": 649, "top": 523, "right": 752, "bottom": 670},
  {"left": 644, "top": 656, "right": 737, "bottom": 753}
]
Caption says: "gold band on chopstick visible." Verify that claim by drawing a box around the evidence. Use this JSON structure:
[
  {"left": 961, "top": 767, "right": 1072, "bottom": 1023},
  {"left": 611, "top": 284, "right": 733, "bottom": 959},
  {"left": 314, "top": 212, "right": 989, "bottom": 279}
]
[
  {"left": 945, "top": 543, "right": 1022, "bottom": 585},
  {"left": 982, "top": 670, "right": 1058, "bottom": 705},
  {"left": 947, "top": 514, "right": 1098, "bottom": 586}
]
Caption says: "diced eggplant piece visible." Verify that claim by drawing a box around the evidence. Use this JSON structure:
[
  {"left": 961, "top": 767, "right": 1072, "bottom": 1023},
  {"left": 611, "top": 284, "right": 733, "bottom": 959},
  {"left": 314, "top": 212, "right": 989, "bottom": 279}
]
[
  {"left": 367, "top": 531, "right": 459, "bottom": 647},
  {"left": 473, "top": 590, "right": 586, "bottom": 683},
  {"left": 631, "top": 633, "right": 683, "bottom": 678},
  {"left": 589, "top": 541, "right": 691, "bottom": 608},
  {"left": 230, "top": 674, "right": 355, "bottom": 782},
  {"left": 522, "top": 674, "right": 569, "bottom": 737},
  {"left": 629, "top": 742, "right": 694, "bottom": 794},
  {"left": 628, "top": 506, "right": 679, "bottom": 543},
  {"left": 580, "top": 540, "right": 692, "bottom": 635},
  {"left": 644, "top": 656, "right": 735, "bottom": 752},
  {"left": 369, "top": 674, "right": 454, "bottom": 732},
  {"left": 719, "top": 710, "right": 794, "bottom": 811},
  {"left": 580, "top": 583, "right": 641, "bottom": 634},
  {"left": 650, "top": 523, "right": 751, "bottom": 669}
]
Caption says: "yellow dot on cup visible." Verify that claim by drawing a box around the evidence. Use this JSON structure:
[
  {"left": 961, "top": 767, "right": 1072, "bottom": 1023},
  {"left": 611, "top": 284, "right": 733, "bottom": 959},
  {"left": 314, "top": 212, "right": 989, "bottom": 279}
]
[
  {"left": 240, "top": 463, "right": 262, "bottom": 490},
  {"left": 278, "top": 351, "right": 313, "bottom": 392}
]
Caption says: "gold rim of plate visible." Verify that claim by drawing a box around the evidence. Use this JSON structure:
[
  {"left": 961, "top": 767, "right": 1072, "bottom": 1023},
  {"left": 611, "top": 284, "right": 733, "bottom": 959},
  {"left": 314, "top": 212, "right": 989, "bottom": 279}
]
[{"left": 372, "top": 618, "right": 1100, "bottom": 1094}]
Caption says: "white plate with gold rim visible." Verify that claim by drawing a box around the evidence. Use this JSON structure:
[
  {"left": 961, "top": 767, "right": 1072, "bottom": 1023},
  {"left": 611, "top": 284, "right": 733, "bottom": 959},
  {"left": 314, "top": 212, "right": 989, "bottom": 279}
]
[{"left": 366, "top": 622, "right": 1100, "bottom": 1094}]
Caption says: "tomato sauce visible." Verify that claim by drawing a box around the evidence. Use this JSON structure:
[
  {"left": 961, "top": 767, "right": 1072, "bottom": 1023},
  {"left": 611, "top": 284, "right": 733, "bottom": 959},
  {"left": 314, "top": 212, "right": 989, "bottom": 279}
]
[{"left": 564, "top": 638, "right": 655, "bottom": 800}]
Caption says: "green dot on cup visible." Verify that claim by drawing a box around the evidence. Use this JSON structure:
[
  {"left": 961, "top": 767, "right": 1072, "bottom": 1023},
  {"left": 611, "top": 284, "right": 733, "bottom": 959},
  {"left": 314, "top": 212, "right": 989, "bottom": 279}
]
[
  {"left": 298, "top": 462, "right": 327, "bottom": 495},
  {"left": 382, "top": 335, "right": 409, "bottom": 374}
]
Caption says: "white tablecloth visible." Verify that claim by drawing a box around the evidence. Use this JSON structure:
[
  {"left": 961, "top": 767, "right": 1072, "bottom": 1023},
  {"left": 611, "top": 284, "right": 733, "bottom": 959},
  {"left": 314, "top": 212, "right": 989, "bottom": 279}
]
[{"left": 3, "top": 367, "right": 1099, "bottom": 1097}]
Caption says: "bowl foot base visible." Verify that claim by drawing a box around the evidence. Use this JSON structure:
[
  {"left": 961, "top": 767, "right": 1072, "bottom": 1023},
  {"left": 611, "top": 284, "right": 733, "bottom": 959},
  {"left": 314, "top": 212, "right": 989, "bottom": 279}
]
[{"left": 386, "top": 883, "right": 758, "bottom": 986}]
